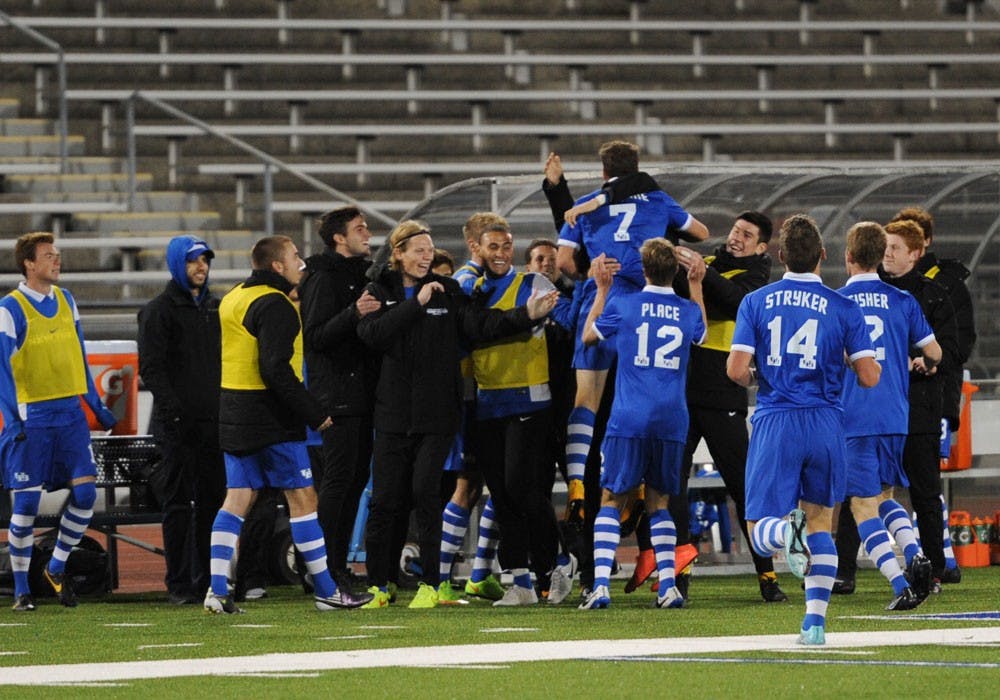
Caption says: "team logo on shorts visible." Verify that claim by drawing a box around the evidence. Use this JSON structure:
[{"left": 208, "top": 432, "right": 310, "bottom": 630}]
[
  {"left": 300, "top": 468, "right": 312, "bottom": 479},
  {"left": 14, "top": 472, "right": 30, "bottom": 483}
]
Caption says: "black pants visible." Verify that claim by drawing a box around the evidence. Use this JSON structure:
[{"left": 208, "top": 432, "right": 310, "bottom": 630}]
[
  {"left": 365, "top": 431, "right": 451, "bottom": 588},
  {"left": 158, "top": 420, "right": 226, "bottom": 597},
  {"left": 477, "top": 408, "right": 558, "bottom": 577},
  {"left": 316, "top": 414, "right": 373, "bottom": 572},
  {"left": 668, "top": 405, "right": 774, "bottom": 576}
]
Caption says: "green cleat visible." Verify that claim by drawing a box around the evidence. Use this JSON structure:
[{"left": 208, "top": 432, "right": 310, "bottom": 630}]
[
  {"left": 408, "top": 582, "right": 439, "bottom": 609},
  {"left": 361, "top": 586, "right": 392, "bottom": 609},
  {"left": 464, "top": 574, "right": 504, "bottom": 601},
  {"left": 437, "top": 580, "right": 467, "bottom": 605},
  {"left": 798, "top": 625, "right": 826, "bottom": 645}
]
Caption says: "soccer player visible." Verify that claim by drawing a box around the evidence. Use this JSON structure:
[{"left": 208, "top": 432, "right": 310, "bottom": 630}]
[
  {"left": 727, "top": 214, "right": 880, "bottom": 645},
  {"left": 577, "top": 239, "right": 707, "bottom": 610},
  {"left": 0, "top": 232, "right": 117, "bottom": 611},
  {"left": 206, "top": 235, "right": 372, "bottom": 613},
  {"left": 837, "top": 222, "right": 941, "bottom": 610},
  {"left": 555, "top": 140, "right": 709, "bottom": 527}
]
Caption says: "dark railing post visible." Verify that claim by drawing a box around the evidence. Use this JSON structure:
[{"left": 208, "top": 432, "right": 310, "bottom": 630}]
[
  {"left": 263, "top": 163, "right": 274, "bottom": 236},
  {"left": 126, "top": 95, "right": 137, "bottom": 213}
]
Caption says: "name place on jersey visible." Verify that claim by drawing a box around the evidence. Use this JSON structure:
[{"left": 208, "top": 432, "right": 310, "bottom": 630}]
[
  {"left": 846, "top": 292, "right": 889, "bottom": 309},
  {"left": 641, "top": 302, "right": 680, "bottom": 320},
  {"left": 763, "top": 289, "right": 828, "bottom": 314}
]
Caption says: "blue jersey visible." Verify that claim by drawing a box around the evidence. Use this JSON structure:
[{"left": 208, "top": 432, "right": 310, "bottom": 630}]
[
  {"left": 558, "top": 187, "right": 692, "bottom": 291},
  {"left": 837, "top": 273, "right": 934, "bottom": 438},
  {"left": 594, "top": 286, "right": 706, "bottom": 440},
  {"left": 452, "top": 259, "right": 483, "bottom": 295},
  {"left": 731, "top": 273, "right": 875, "bottom": 416}
]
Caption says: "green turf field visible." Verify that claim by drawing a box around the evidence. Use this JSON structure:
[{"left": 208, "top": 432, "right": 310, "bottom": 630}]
[{"left": 2, "top": 567, "right": 998, "bottom": 697}]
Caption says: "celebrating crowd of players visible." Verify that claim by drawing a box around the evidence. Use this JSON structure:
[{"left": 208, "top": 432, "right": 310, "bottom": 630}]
[{"left": 0, "top": 140, "right": 975, "bottom": 645}]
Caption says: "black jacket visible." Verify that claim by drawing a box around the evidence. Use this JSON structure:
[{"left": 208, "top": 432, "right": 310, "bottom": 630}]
[
  {"left": 299, "top": 249, "right": 378, "bottom": 417},
  {"left": 138, "top": 279, "right": 221, "bottom": 437},
  {"left": 916, "top": 252, "right": 976, "bottom": 428},
  {"left": 218, "top": 270, "right": 327, "bottom": 455},
  {"left": 881, "top": 266, "right": 960, "bottom": 435},
  {"left": 678, "top": 247, "right": 772, "bottom": 413},
  {"left": 357, "top": 268, "right": 536, "bottom": 435}
]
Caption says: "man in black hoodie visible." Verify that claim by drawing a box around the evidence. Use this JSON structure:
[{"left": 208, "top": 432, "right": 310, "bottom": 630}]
[
  {"left": 299, "top": 206, "right": 381, "bottom": 589},
  {"left": 138, "top": 235, "right": 225, "bottom": 605}
]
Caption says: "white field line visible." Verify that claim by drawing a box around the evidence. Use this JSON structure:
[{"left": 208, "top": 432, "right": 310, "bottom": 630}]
[{"left": 2, "top": 627, "right": 998, "bottom": 686}]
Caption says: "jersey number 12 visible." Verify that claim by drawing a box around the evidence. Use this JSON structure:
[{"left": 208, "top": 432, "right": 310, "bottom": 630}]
[{"left": 634, "top": 322, "right": 682, "bottom": 369}]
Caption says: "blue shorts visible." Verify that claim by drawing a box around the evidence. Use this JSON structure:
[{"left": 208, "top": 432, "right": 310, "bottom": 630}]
[
  {"left": 0, "top": 411, "right": 96, "bottom": 490},
  {"left": 745, "top": 407, "right": 846, "bottom": 520},
  {"left": 845, "top": 434, "right": 908, "bottom": 498},
  {"left": 573, "top": 280, "right": 617, "bottom": 371},
  {"left": 599, "top": 435, "right": 685, "bottom": 496},
  {"left": 224, "top": 441, "right": 314, "bottom": 490}
]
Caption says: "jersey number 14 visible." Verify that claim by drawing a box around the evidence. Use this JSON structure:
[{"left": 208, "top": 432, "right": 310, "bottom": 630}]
[{"left": 765, "top": 316, "right": 818, "bottom": 370}]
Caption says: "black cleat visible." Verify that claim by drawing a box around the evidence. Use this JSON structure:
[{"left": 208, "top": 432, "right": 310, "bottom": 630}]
[
  {"left": 939, "top": 566, "right": 962, "bottom": 584},
  {"left": 314, "top": 588, "right": 374, "bottom": 611},
  {"left": 831, "top": 578, "right": 856, "bottom": 595},
  {"left": 44, "top": 568, "right": 78, "bottom": 608},
  {"left": 886, "top": 586, "right": 923, "bottom": 611},
  {"left": 759, "top": 574, "right": 788, "bottom": 603},
  {"left": 11, "top": 594, "right": 36, "bottom": 612},
  {"left": 907, "top": 554, "right": 933, "bottom": 600}
]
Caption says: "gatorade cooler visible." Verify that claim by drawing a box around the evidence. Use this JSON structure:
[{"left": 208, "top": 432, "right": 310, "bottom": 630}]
[
  {"left": 82, "top": 340, "right": 138, "bottom": 435},
  {"left": 991, "top": 512, "right": 1000, "bottom": 566},
  {"left": 971, "top": 517, "right": 991, "bottom": 568},
  {"left": 949, "top": 510, "right": 978, "bottom": 568},
  {"left": 940, "top": 374, "right": 978, "bottom": 471}
]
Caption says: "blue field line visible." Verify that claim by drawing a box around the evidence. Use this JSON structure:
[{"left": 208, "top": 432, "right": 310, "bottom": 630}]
[
  {"left": 604, "top": 656, "right": 1000, "bottom": 669},
  {"left": 842, "top": 611, "right": 1000, "bottom": 621}
]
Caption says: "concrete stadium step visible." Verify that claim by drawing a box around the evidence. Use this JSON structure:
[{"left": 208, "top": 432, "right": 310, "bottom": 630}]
[
  {"left": 0, "top": 119, "right": 51, "bottom": 137},
  {"left": 0, "top": 135, "right": 86, "bottom": 158},
  {"left": 40, "top": 190, "right": 198, "bottom": 212},
  {"left": 3, "top": 173, "right": 154, "bottom": 194},
  {"left": 71, "top": 211, "right": 221, "bottom": 234},
  {"left": 0, "top": 157, "right": 123, "bottom": 175},
  {"left": 0, "top": 99, "right": 18, "bottom": 119}
]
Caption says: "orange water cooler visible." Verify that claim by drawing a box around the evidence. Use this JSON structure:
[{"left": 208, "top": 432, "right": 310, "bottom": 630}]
[{"left": 81, "top": 339, "right": 139, "bottom": 435}]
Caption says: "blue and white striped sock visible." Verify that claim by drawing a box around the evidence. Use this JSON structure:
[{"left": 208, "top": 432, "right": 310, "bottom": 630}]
[
  {"left": 291, "top": 512, "right": 335, "bottom": 598},
  {"left": 802, "top": 532, "right": 837, "bottom": 632},
  {"left": 209, "top": 509, "right": 243, "bottom": 596},
  {"left": 593, "top": 505, "right": 621, "bottom": 590},
  {"left": 439, "top": 501, "right": 470, "bottom": 584},
  {"left": 880, "top": 499, "right": 920, "bottom": 565},
  {"left": 470, "top": 498, "right": 498, "bottom": 584},
  {"left": 9, "top": 489, "right": 41, "bottom": 597},
  {"left": 859, "top": 516, "right": 907, "bottom": 595},
  {"left": 649, "top": 508, "right": 677, "bottom": 597},
  {"left": 513, "top": 568, "right": 532, "bottom": 590},
  {"left": 49, "top": 481, "right": 96, "bottom": 576},
  {"left": 565, "top": 407, "right": 595, "bottom": 484},
  {"left": 940, "top": 495, "right": 957, "bottom": 569},
  {"left": 751, "top": 516, "right": 786, "bottom": 558}
]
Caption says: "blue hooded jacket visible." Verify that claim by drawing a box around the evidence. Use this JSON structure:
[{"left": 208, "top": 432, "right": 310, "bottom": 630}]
[{"left": 166, "top": 235, "right": 214, "bottom": 304}]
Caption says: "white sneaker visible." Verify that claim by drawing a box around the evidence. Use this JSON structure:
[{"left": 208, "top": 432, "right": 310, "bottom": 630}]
[
  {"left": 578, "top": 584, "right": 611, "bottom": 610},
  {"left": 654, "top": 585, "right": 685, "bottom": 609},
  {"left": 547, "top": 566, "right": 573, "bottom": 606},
  {"left": 492, "top": 585, "right": 538, "bottom": 607},
  {"left": 244, "top": 587, "right": 268, "bottom": 600}
]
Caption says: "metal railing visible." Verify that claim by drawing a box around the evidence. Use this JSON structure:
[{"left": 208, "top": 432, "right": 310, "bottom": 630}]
[
  {"left": 123, "top": 91, "right": 398, "bottom": 234},
  {"left": 0, "top": 9, "right": 68, "bottom": 173}
]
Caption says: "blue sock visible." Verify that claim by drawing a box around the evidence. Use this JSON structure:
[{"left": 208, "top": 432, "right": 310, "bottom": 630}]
[
  {"left": 593, "top": 505, "right": 621, "bottom": 589},
  {"left": 209, "top": 510, "right": 243, "bottom": 597},
  {"left": 49, "top": 481, "right": 96, "bottom": 576},
  {"left": 290, "top": 512, "right": 335, "bottom": 599},
  {"left": 470, "top": 498, "right": 498, "bottom": 583},
  {"left": 649, "top": 508, "right": 677, "bottom": 597},
  {"left": 802, "top": 532, "right": 837, "bottom": 632},
  {"left": 9, "top": 490, "right": 41, "bottom": 597},
  {"left": 858, "top": 516, "right": 907, "bottom": 595},
  {"left": 940, "top": 496, "right": 957, "bottom": 569},
  {"left": 751, "top": 516, "right": 786, "bottom": 557},
  {"left": 513, "top": 568, "right": 531, "bottom": 590},
  {"left": 439, "top": 501, "right": 470, "bottom": 584},
  {"left": 880, "top": 499, "right": 920, "bottom": 565},
  {"left": 565, "top": 407, "right": 595, "bottom": 484}
]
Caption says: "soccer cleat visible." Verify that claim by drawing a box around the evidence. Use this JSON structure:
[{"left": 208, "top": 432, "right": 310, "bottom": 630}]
[
  {"left": 624, "top": 548, "right": 656, "bottom": 594},
  {"left": 203, "top": 591, "right": 244, "bottom": 615},
  {"left": 759, "top": 573, "right": 788, "bottom": 603},
  {"left": 11, "top": 594, "right": 36, "bottom": 612},
  {"left": 44, "top": 568, "right": 78, "bottom": 608},
  {"left": 907, "top": 554, "right": 933, "bottom": 601},
  {"left": 315, "top": 587, "right": 374, "bottom": 611},
  {"left": 831, "top": 578, "right": 856, "bottom": 595},
  {"left": 547, "top": 564, "right": 574, "bottom": 605},
  {"left": 784, "top": 509, "right": 811, "bottom": 579},
  {"left": 578, "top": 584, "right": 611, "bottom": 610},
  {"left": 361, "top": 586, "right": 391, "bottom": 609},
  {"left": 939, "top": 566, "right": 962, "bottom": 584},
  {"left": 493, "top": 585, "right": 538, "bottom": 607},
  {"left": 465, "top": 574, "right": 505, "bottom": 601},
  {"left": 244, "top": 587, "right": 268, "bottom": 600},
  {"left": 654, "top": 585, "right": 685, "bottom": 609},
  {"left": 929, "top": 578, "right": 942, "bottom": 595},
  {"left": 886, "top": 586, "right": 923, "bottom": 611},
  {"left": 798, "top": 625, "right": 826, "bottom": 645},
  {"left": 437, "top": 580, "right": 467, "bottom": 605},
  {"left": 408, "top": 582, "right": 439, "bottom": 609}
]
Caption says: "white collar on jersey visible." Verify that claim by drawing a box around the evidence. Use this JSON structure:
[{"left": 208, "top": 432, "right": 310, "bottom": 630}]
[
  {"left": 781, "top": 272, "right": 822, "bottom": 283},
  {"left": 17, "top": 281, "right": 56, "bottom": 302},
  {"left": 844, "top": 272, "right": 881, "bottom": 285},
  {"left": 641, "top": 284, "right": 676, "bottom": 295}
]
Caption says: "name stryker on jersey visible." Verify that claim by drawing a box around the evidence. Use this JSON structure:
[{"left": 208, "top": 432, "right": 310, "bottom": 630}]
[{"left": 763, "top": 289, "right": 829, "bottom": 314}]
